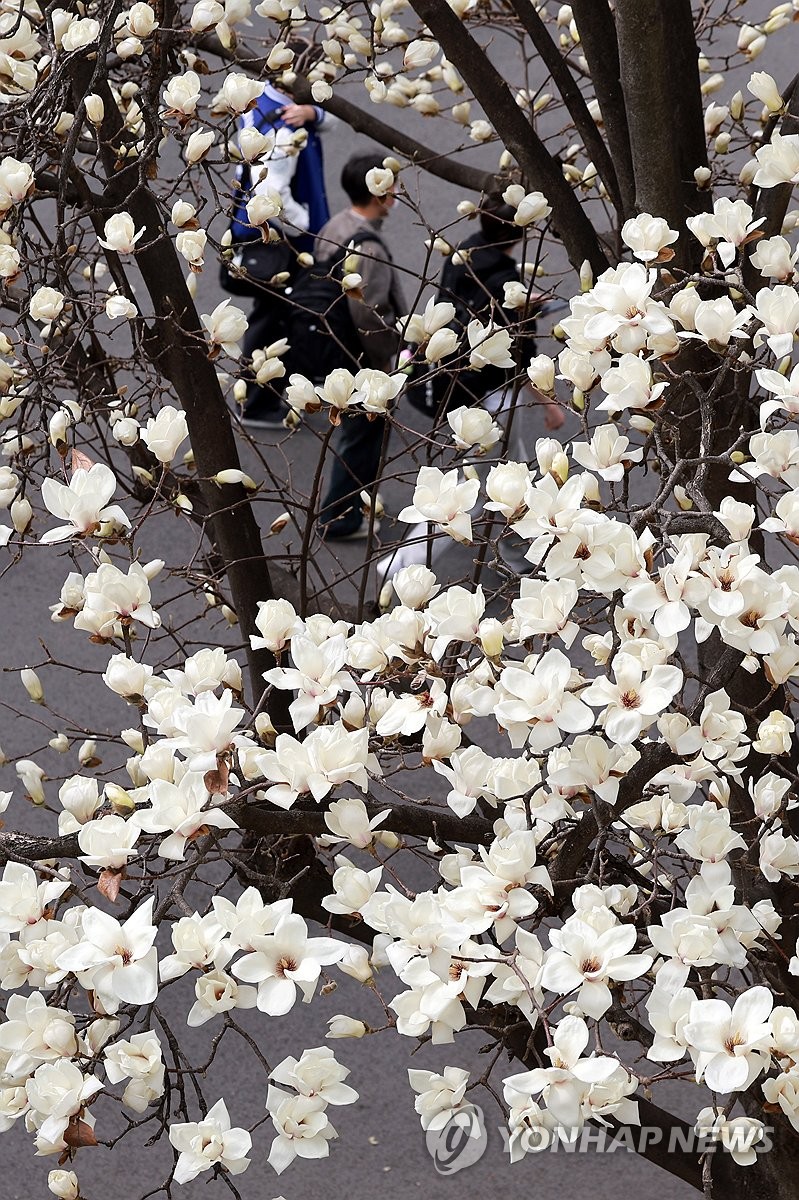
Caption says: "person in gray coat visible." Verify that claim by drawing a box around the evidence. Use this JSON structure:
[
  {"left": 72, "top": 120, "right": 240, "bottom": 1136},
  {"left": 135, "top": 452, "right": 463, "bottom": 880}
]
[{"left": 316, "top": 154, "right": 405, "bottom": 540}]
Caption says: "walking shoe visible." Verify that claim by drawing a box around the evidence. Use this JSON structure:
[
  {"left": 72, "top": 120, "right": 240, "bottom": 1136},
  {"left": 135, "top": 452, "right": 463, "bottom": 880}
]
[
  {"left": 240, "top": 407, "right": 287, "bottom": 429},
  {"left": 318, "top": 516, "right": 381, "bottom": 541}
]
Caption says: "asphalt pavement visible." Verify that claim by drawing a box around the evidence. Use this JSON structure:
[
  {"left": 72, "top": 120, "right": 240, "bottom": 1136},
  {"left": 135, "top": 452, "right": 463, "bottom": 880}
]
[{"left": 0, "top": 5, "right": 793, "bottom": 1197}]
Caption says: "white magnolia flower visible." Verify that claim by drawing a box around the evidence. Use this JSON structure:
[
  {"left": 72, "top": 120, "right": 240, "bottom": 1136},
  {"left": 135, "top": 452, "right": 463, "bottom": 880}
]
[
  {"left": 447, "top": 406, "right": 501, "bottom": 454},
  {"left": 140, "top": 406, "right": 189, "bottom": 464},
  {"left": 0, "top": 862, "right": 70, "bottom": 934},
  {"left": 104, "top": 1031, "right": 165, "bottom": 1112},
  {"left": 266, "top": 1089, "right": 336, "bottom": 1173},
  {"left": 0, "top": 991, "right": 77, "bottom": 1078},
  {"left": 250, "top": 598, "right": 302, "bottom": 654},
  {"left": 571, "top": 425, "right": 643, "bottom": 480},
  {"left": 753, "top": 709, "right": 795, "bottom": 755},
  {"left": 74, "top": 562, "right": 160, "bottom": 640},
  {"left": 467, "top": 320, "right": 514, "bottom": 369},
  {"left": 163, "top": 71, "right": 201, "bottom": 118},
  {"left": 271, "top": 1047, "right": 358, "bottom": 1106},
  {"left": 201, "top": 300, "right": 248, "bottom": 356},
  {"left": 77, "top": 814, "right": 140, "bottom": 869},
  {"left": 47, "top": 1171, "right": 79, "bottom": 1200},
  {"left": 25, "top": 1060, "right": 101, "bottom": 1151},
  {"left": 29, "top": 287, "right": 65, "bottom": 324},
  {"left": 684, "top": 988, "right": 773, "bottom": 1092},
  {"left": 621, "top": 214, "right": 678, "bottom": 262},
  {"left": 41, "top": 463, "right": 128, "bottom": 544},
  {"left": 187, "top": 969, "right": 257, "bottom": 1026},
  {"left": 169, "top": 1099, "right": 251, "bottom": 1184},
  {"left": 398, "top": 466, "right": 480, "bottom": 543},
  {"left": 582, "top": 654, "right": 683, "bottom": 744},
  {"left": 55, "top": 898, "right": 158, "bottom": 1013},
  {"left": 256, "top": 724, "right": 371, "bottom": 809},
  {"left": 98, "top": 213, "right": 145, "bottom": 254},
  {"left": 540, "top": 918, "right": 652, "bottom": 1018},
  {"left": 0, "top": 156, "right": 33, "bottom": 212},
  {"left": 233, "top": 912, "right": 345, "bottom": 1014},
  {"left": 318, "top": 797, "right": 390, "bottom": 849},
  {"left": 511, "top": 190, "right": 551, "bottom": 226},
  {"left": 754, "top": 131, "right": 799, "bottom": 188},
  {"left": 135, "top": 772, "right": 238, "bottom": 860},
  {"left": 408, "top": 1066, "right": 477, "bottom": 1132}
]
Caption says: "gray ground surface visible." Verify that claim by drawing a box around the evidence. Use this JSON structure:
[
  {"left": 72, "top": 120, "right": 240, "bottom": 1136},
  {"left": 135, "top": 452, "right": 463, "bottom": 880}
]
[{"left": 0, "top": 6, "right": 793, "bottom": 1197}]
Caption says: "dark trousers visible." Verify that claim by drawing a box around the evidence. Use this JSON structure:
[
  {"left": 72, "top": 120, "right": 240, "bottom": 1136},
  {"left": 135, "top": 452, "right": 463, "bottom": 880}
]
[
  {"left": 319, "top": 412, "right": 386, "bottom": 527},
  {"left": 242, "top": 292, "right": 287, "bottom": 416}
]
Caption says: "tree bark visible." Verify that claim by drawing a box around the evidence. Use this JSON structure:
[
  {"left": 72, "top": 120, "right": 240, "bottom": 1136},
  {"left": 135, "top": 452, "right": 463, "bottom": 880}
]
[
  {"left": 569, "top": 0, "right": 636, "bottom": 218},
  {"left": 507, "top": 0, "right": 625, "bottom": 216},
  {"left": 615, "top": 0, "right": 710, "bottom": 265}
]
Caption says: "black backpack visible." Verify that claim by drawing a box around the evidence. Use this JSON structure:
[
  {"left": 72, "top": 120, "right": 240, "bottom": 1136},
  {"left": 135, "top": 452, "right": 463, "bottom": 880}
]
[
  {"left": 281, "top": 231, "right": 384, "bottom": 384},
  {"left": 406, "top": 249, "right": 532, "bottom": 418}
]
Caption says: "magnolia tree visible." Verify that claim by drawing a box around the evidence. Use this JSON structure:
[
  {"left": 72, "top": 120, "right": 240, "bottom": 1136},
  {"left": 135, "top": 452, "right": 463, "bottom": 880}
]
[{"left": 6, "top": 0, "right": 799, "bottom": 1198}]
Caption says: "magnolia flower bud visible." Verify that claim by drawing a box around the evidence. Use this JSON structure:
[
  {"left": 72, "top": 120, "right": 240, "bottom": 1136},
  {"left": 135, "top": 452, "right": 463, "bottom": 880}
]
[
  {"left": 185, "top": 129, "right": 215, "bottom": 163},
  {"left": 171, "top": 200, "right": 197, "bottom": 228},
  {"left": 48, "top": 1171, "right": 79, "bottom": 1200},
  {"left": 754, "top": 711, "right": 795, "bottom": 755},
  {"left": 269, "top": 512, "right": 290, "bottom": 534},
  {"left": 99, "top": 212, "right": 145, "bottom": 255},
  {"left": 85, "top": 93, "right": 104, "bottom": 124},
  {"left": 30, "top": 286, "right": 65, "bottom": 323},
  {"left": 478, "top": 617, "right": 504, "bottom": 658},
  {"left": 338, "top": 945, "right": 374, "bottom": 985},
  {"left": 365, "top": 167, "right": 395, "bottom": 196},
  {"left": 21, "top": 667, "right": 44, "bottom": 703},
  {"left": 213, "top": 469, "right": 257, "bottom": 489},
  {"left": 312, "top": 80, "right": 333, "bottom": 103},
  {"left": 267, "top": 43, "right": 294, "bottom": 69},
  {"left": 748, "top": 71, "right": 784, "bottom": 112},
  {"left": 527, "top": 354, "right": 555, "bottom": 393},
  {"left": 78, "top": 739, "right": 99, "bottom": 766},
  {"left": 16, "top": 758, "right": 45, "bottom": 804},
  {"left": 326, "top": 1015, "right": 368, "bottom": 1039},
  {"left": 105, "top": 782, "right": 135, "bottom": 813},
  {"left": 10, "top": 495, "right": 32, "bottom": 532},
  {"left": 49, "top": 733, "right": 70, "bottom": 753}
]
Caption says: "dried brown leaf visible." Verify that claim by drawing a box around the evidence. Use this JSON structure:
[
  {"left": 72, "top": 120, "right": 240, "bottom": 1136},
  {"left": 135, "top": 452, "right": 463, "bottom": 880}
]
[
  {"left": 97, "top": 868, "right": 123, "bottom": 903},
  {"left": 64, "top": 1117, "right": 98, "bottom": 1148},
  {"left": 70, "top": 448, "right": 94, "bottom": 475}
]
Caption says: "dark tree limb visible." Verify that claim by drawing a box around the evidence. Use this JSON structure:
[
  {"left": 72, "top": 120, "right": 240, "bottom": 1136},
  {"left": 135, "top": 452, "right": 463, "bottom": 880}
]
[
  {"left": 569, "top": 0, "right": 636, "bottom": 219},
  {"left": 507, "top": 0, "right": 624, "bottom": 216},
  {"left": 406, "top": 0, "right": 609, "bottom": 274},
  {"left": 65, "top": 59, "right": 289, "bottom": 725}
]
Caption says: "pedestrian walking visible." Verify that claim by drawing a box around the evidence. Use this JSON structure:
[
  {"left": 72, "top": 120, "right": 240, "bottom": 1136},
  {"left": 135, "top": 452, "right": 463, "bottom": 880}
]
[
  {"left": 226, "top": 80, "right": 335, "bottom": 428},
  {"left": 310, "top": 154, "right": 406, "bottom": 541}
]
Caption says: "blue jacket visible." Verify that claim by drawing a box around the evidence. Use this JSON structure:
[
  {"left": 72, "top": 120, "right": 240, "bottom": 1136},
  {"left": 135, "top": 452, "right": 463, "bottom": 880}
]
[{"left": 229, "top": 89, "right": 329, "bottom": 251}]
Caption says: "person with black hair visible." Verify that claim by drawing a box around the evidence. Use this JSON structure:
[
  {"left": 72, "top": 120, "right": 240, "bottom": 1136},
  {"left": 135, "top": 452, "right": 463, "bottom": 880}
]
[
  {"left": 414, "top": 198, "right": 548, "bottom": 416},
  {"left": 377, "top": 197, "right": 563, "bottom": 586},
  {"left": 314, "top": 153, "right": 405, "bottom": 540}
]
